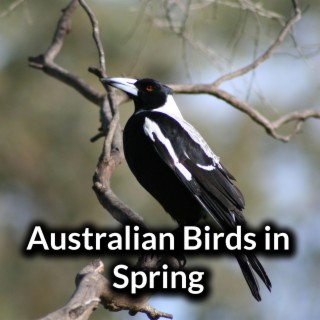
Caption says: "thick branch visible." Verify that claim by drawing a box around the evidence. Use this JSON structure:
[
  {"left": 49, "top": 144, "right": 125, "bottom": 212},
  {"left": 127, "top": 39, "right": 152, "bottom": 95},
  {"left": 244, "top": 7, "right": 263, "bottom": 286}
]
[
  {"left": 28, "top": 57, "right": 104, "bottom": 106},
  {"left": 38, "top": 260, "right": 173, "bottom": 320},
  {"left": 92, "top": 145, "right": 145, "bottom": 227}
]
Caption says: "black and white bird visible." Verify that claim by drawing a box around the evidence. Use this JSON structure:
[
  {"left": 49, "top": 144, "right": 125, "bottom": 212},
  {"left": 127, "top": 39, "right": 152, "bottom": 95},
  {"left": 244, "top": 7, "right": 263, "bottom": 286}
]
[{"left": 101, "top": 77, "right": 271, "bottom": 301}]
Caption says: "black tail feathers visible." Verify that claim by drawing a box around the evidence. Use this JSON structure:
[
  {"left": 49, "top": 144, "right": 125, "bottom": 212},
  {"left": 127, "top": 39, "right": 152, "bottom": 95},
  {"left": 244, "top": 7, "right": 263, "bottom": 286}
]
[{"left": 235, "top": 253, "right": 272, "bottom": 301}]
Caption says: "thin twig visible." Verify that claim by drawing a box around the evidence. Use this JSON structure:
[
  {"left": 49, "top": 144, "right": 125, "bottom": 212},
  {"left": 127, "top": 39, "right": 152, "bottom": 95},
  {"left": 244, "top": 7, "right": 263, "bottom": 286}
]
[
  {"left": 78, "top": 0, "right": 106, "bottom": 75},
  {"left": 44, "top": 0, "right": 78, "bottom": 62},
  {"left": 273, "top": 109, "right": 320, "bottom": 128},
  {"left": 213, "top": 0, "right": 301, "bottom": 86},
  {"left": 90, "top": 131, "right": 104, "bottom": 143},
  {"left": 28, "top": 0, "right": 104, "bottom": 106},
  {"left": 104, "top": 110, "right": 120, "bottom": 160},
  {"left": 78, "top": 1, "right": 120, "bottom": 162},
  {"left": 0, "top": 0, "right": 25, "bottom": 18},
  {"left": 77, "top": 1, "right": 119, "bottom": 150},
  {"left": 190, "top": 0, "right": 285, "bottom": 22}
]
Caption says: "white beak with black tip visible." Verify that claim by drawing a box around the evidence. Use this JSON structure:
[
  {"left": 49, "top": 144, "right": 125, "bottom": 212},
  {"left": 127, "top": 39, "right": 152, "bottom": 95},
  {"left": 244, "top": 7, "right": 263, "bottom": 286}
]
[{"left": 101, "top": 77, "right": 138, "bottom": 97}]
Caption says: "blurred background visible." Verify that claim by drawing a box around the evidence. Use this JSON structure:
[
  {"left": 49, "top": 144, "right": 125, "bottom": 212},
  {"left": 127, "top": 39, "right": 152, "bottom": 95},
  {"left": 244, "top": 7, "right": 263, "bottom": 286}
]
[{"left": 0, "top": 0, "right": 319, "bottom": 319}]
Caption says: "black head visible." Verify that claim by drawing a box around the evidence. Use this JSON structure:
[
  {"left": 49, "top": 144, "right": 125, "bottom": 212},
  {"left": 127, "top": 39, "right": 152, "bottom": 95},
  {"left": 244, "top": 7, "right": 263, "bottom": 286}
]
[
  {"left": 101, "top": 77, "right": 172, "bottom": 111},
  {"left": 134, "top": 78, "right": 172, "bottom": 110}
]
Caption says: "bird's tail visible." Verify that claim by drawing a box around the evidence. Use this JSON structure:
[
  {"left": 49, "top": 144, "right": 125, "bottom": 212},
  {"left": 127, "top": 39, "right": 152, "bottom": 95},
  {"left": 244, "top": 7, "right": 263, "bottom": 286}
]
[{"left": 235, "top": 252, "right": 272, "bottom": 301}]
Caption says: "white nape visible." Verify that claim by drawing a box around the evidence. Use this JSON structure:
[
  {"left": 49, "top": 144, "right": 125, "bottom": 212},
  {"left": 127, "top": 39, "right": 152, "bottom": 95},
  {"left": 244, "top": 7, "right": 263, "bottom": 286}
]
[{"left": 154, "top": 95, "right": 184, "bottom": 119}]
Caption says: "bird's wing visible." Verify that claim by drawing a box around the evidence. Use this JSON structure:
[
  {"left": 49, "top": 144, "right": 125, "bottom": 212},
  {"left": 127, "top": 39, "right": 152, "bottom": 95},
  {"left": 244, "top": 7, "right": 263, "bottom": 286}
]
[
  {"left": 143, "top": 113, "right": 245, "bottom": 230},
  {"left": 143, "top": 113, "right": 272, "bottom": 301}
]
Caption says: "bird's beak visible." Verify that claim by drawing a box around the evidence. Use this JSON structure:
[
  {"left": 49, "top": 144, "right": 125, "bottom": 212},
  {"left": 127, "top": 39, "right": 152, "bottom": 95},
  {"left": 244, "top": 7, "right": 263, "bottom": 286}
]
[{"left": 101, "top": 77, "right": 138, "bottom": 97}]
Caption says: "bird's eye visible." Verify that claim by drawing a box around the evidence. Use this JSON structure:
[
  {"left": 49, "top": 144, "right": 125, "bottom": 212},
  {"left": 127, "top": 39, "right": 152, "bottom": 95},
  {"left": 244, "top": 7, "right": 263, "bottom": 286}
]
[{"left": 146, "top": 85, "right": 153, "bottom": 92}]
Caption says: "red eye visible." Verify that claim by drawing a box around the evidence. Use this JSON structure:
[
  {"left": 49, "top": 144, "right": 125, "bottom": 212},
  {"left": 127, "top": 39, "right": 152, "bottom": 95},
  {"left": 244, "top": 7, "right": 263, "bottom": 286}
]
[{"left": 146, "top": 85, "right": 153, "bottom": 92}]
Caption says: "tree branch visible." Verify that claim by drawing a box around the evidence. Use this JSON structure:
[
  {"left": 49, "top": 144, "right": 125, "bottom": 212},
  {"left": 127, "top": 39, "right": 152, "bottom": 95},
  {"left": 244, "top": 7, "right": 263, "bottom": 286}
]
[
  {"left": 27, "top": 0, "right": 139, "bottom": 227},
  {"left": 28, "top": 0, "right": 104, "bottom": 106},
  {"left": 143, "top": 0, "right": 318, "bottom": 142},
  {"left": 38, "top": 260, "right": 173, "bottom": 320},
  {"left": 213, "top": 0, "right": 301, "bottom": 86},
  {"left": 28, "top": 2, "right": 175, "bottom": 318},
  {"left": 78, "top": 0, "right": 106, "bottom": 76},
  {"left": 169, "top": 83, "right": 320, "bottom": 142}
]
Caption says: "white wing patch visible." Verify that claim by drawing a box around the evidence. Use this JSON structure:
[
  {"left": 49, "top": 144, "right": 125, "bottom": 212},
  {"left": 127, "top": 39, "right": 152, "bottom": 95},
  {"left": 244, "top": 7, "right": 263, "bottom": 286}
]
[
  {"left": 178, "top": 118, "right": 220, "bottom": 165},
  {"left": 153, "top": 96, "right": 220, "bottom": 168},
  {"left": 143, "top": 117, "right": 192, "bottom": 181},
  {"left": 196, "top": 164, "right": 215, "bottom": 171}
]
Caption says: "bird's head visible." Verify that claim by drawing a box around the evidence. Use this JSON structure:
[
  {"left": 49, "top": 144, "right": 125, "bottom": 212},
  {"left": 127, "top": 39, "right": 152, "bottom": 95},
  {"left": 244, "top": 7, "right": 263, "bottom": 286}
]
[{"left": 101, "top": 77, "right": 172, "bottom": 111}]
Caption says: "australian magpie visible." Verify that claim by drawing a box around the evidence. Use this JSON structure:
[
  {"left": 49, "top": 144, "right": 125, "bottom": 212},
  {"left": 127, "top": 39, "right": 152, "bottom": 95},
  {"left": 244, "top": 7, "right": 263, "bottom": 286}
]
[{"left": 101, "top": 77, "right": 271, "bottom": 301}]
